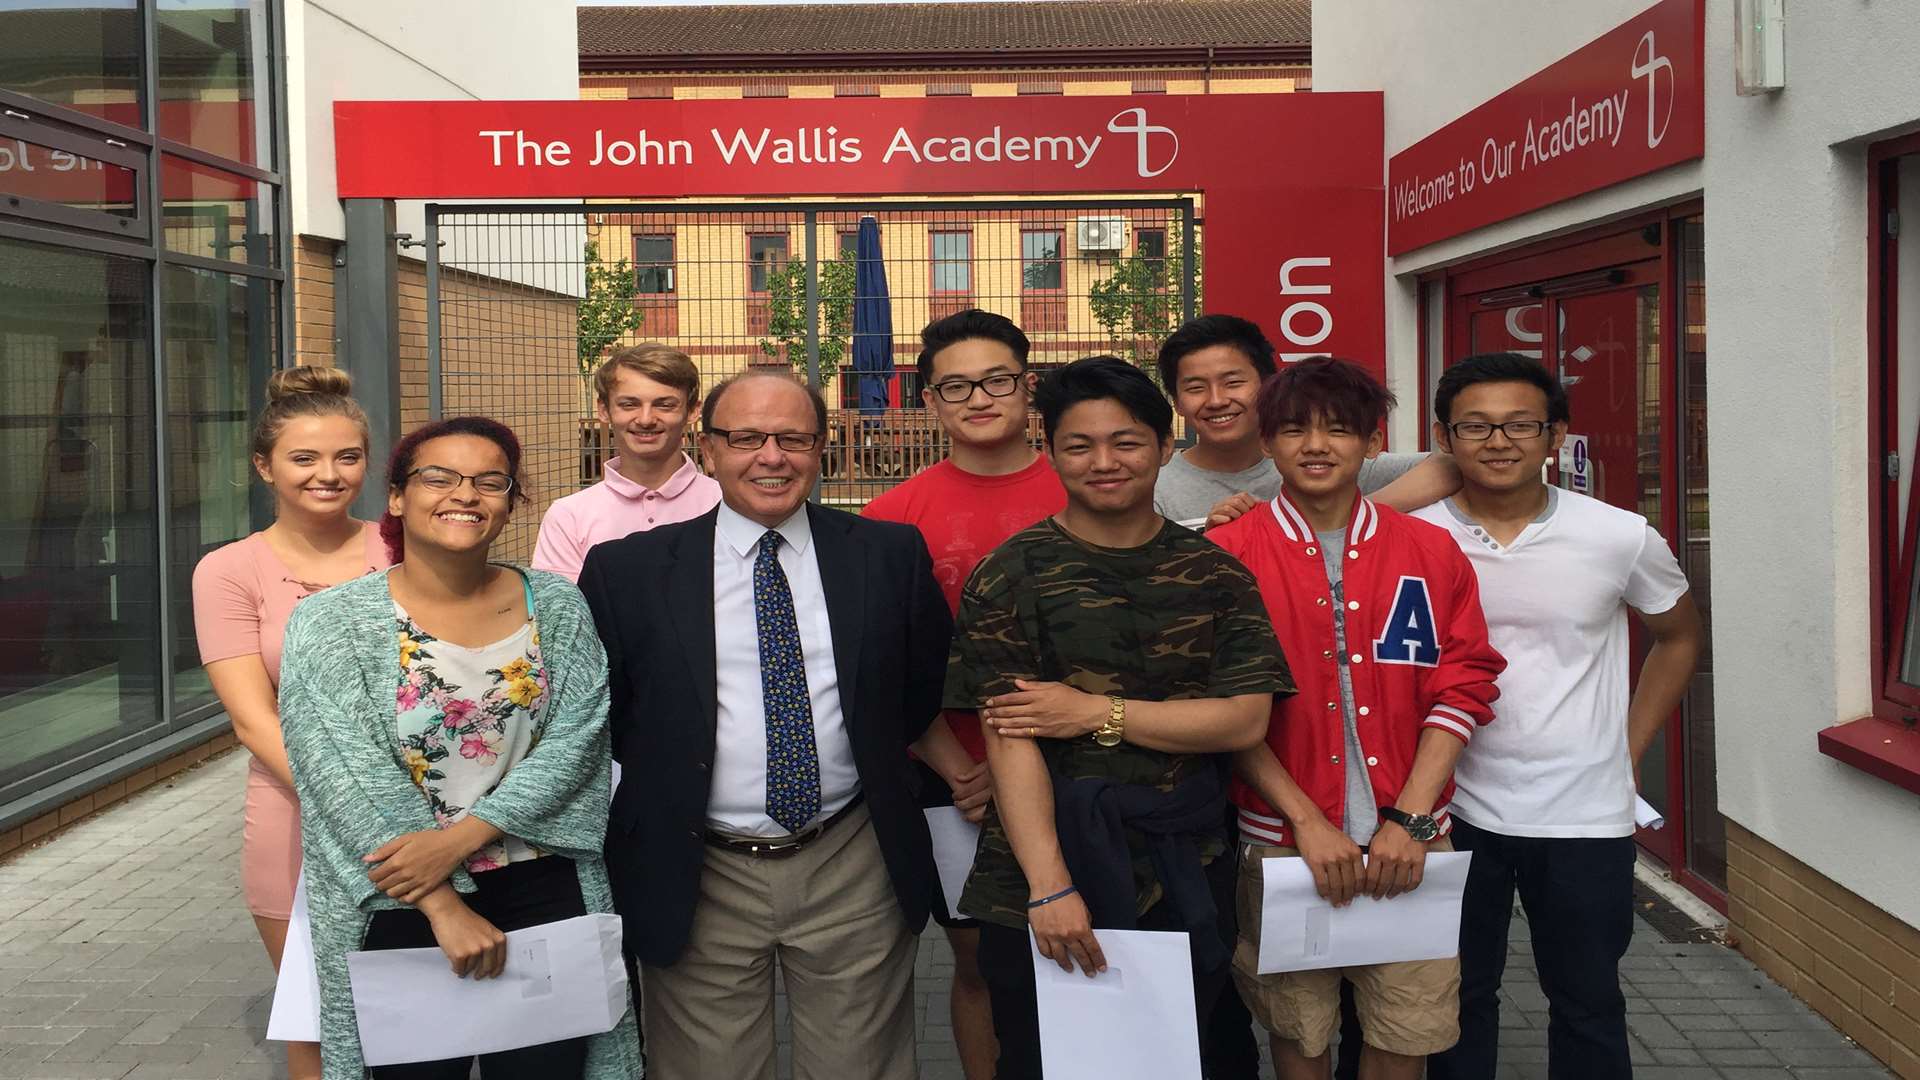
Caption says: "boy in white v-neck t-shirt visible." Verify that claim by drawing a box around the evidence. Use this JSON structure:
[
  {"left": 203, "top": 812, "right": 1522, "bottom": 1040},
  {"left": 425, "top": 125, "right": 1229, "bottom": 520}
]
[{"left": 1414, "top": 353, "right": 1702, "bottom": 1080}]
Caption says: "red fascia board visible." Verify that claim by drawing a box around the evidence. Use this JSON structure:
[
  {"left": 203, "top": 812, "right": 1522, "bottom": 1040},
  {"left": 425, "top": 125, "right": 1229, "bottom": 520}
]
[
  {"left": 1818, "top": 715, "right": 1920, "bottom": 796},
  {"left": 579, "top": 44, "right": 1310, "bottom": 75}
]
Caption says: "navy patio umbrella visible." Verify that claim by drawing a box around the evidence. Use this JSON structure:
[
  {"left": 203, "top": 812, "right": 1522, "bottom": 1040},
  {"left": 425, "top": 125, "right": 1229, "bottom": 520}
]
[{"left": 852, "top": 215, "right": 893, "bottom": 418}]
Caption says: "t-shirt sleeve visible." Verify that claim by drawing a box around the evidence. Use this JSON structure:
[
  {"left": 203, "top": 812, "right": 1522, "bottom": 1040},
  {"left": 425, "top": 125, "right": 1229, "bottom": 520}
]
[
  {"left": 529, "top": 501, "right": 585, "bottom": 583},
  {"left": 1203, "top": 557, "right": 1296, "bottom": 699},
  {"left": 1625, "top": 524, "right": 1690, "bottom": 615},
  {"left": 190, "top": 546, "right": 261, "bottom": 665},
  {"left": 943, "top": 557, "right": 1043, "bottom": 709},
  {"left": 1357, "top": 451, "right": 1426, "bottom": 495}
]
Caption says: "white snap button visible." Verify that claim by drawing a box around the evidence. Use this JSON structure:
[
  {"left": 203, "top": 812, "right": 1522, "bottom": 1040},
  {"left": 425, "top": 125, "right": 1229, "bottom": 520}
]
[
  {"left": 1351, "top": 654, "right": 1364, "bottom": 664},
  {"left": 1347, "top": 600, "right": 1360, "bottom": 610},
  {"left": 1358, "top": 706, "right": 1370, "bottom": 716},
  {"left": 1366, "top": 756, "right": 1379, "bottom": 767},
  {"left": 1306, "top": 546, "right": 1318, "bottom": 555},
  {"left": 1347, "top": 550, "right": 1359, "bottom": 559}
]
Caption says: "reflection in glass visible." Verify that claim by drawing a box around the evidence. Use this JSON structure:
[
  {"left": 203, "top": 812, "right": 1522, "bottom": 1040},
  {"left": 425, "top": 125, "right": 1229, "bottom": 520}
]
[
  {"left": 156, "top": 0, "right": 273, "bottom": 168},
  {"left": 162, "top": 154, "right": 276, "bottom": 266},
  {"left": 1675, "top": 215, "right": 1723, "bottom": 889},
  {"left": 0, "top": 135, "right": 138, "bottom": 218},
  {"left": 0, "top": 237, "right": 160, "bottom": 790},
  {"left": 1021, "top": 230, "right": 1063, "bottom": 290},
  {"left": 164, "top": 266, "right": 267, "bottom": 713},
  {"left": 0, "top": 1, "right": 143, "bottom": 125}
]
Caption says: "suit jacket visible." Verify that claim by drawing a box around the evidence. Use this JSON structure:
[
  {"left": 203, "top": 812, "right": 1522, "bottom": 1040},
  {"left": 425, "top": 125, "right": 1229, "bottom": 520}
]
[{"left": 578, "top": 502, "right": 951, "bottom": 967}]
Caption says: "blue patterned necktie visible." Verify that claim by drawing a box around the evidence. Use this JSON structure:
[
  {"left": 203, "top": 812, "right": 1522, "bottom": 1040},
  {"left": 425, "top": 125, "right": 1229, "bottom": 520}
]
[{"left": 755, "top": 530, "right": 821, "bottom": 833}]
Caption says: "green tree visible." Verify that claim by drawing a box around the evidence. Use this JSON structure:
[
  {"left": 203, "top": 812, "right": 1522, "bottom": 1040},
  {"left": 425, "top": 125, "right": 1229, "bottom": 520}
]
[
  {"left": 577, "top": 239, "right": 643, "bottom": 375},
  {"left": 1088, "top": 228, "right": 1200, "bottom": 377},
  {"left": 759, "top": 250, "right": 856, "bottom": 376}
]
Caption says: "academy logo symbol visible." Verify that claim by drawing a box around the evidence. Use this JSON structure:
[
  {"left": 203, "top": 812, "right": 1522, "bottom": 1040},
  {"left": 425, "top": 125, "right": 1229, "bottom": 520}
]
[{"left": 1107, "top": 107, "right": 1180, "bottom": 178}]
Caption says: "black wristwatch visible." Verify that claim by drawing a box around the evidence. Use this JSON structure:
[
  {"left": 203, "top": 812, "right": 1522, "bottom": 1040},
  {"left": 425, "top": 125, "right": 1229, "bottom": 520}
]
[{"left": 1379, "top": 806, "right": 1440, "bottom": 842}]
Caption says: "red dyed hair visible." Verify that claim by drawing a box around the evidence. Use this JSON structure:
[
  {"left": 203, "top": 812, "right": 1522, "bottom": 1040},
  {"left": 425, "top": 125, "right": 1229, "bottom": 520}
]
[{"left": 379, "top": 416, "right": 530, "bottom": 562}]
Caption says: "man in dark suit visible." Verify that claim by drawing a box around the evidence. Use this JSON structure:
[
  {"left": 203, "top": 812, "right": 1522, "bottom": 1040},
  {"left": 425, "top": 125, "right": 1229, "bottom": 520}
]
[{"left": 579, "top": 369, "right": 950, "bottom": 1080}]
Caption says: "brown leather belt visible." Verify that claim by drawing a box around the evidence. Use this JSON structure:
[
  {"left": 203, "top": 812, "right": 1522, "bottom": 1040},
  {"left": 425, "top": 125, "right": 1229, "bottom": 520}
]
[{"left": 703, "top": 793, "right": 866, "bottom": 859}]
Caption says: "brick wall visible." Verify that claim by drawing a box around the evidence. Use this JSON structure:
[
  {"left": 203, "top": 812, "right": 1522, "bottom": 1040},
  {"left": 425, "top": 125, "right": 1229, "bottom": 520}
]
[
  {"left": 0, "top": 733, "right": 240, "bottom": 861},
  {"left": 293, "top": 235, "right": 338, "bottom": 368},
  {"left": 1727, "top": 820, "right": 1920, "bottom": 1077},
  {"left": 581, "top": 65, "right": 1310, "bottom": 99}
]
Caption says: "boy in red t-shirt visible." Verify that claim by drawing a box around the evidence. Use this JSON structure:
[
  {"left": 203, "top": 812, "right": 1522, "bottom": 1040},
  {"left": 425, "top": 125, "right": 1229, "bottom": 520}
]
[{"left": 862, "top": 308, "right": 1063, "bottom": 1080}]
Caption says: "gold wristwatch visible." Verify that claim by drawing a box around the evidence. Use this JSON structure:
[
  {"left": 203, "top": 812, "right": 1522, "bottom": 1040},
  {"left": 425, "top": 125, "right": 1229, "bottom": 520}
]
[{"left": 1094, "top": 695, "right": 1126, "bottom": 747}]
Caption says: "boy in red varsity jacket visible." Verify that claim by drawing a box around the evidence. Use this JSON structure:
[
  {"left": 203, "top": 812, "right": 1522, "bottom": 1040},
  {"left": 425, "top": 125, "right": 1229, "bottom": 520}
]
[{"left": 1207, "top": 357, "right": 1504, "bottom": 1080}]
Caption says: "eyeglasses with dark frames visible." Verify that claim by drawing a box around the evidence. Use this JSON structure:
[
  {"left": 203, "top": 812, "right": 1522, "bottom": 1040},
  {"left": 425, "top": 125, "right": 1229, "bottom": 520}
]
[
  {"left": 1446, "top": 420, "right": 1550, "bottom": 441},
  {"left": 929, "top": 373, "right": 1023, "bottom": 404},
  {"left": 707, "top": 428, "right": 824, "bottom": 452},
  {"left": 407, "top": 466, "right": 515, "bottom": 496}
]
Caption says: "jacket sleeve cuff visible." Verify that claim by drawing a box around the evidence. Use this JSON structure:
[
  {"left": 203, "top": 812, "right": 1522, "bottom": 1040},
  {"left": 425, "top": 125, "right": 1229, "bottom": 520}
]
[{"left": 1423, "top": 706, "right": 1477, "bottom": 744}]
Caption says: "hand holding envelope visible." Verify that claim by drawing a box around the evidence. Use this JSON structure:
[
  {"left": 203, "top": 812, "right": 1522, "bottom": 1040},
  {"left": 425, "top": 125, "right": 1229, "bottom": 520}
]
[{"left": 1257, "top": 851, "right": 1474, "bottom": 974}]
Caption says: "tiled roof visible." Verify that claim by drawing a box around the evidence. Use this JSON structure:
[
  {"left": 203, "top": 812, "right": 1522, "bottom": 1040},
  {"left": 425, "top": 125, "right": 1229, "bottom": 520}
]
[{"left": 579, "top": 1, "right": 1309, "bottom": 62}]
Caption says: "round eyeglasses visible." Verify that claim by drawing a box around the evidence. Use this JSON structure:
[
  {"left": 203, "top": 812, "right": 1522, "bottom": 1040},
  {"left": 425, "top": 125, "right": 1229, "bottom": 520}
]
[
  {"left": 1446, "top": 420, "right": 1549, "bottom": 441},
  {"left": 407, "top": 466, "right": 515, "bottom": 496},
  {"left": 930, "top": 373, "right": 1022, "bottom": 404}
]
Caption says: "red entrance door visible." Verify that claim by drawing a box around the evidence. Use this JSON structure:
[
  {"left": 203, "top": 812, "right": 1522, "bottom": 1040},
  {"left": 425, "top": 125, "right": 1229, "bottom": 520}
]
[{"left": 1443, "top": 217, "right": 1720, "bottom": 900}]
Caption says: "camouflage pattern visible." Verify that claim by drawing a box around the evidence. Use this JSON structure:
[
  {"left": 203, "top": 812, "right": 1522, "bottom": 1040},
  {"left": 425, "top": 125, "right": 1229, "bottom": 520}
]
[{"left": 944, "top": 518, "right": 1295, "bottom": 928}]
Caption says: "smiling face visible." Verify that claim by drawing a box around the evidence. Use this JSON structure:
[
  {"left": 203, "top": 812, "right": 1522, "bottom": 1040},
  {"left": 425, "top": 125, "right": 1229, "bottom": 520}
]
[
  {"left": 386, "top": 434, "right": 514, "bottom": 558},
  {"left": 1264, "top": 410, "right": 1383, "bottom": 502},
  {"left": 1172, "top": 344, "right": 1264, "bottom": 450},
  {"left": 921, "top": 336, "right": 1034, "bottom": 450},
  {"left": 1047, "top": 397, "right": 1174, "bottom": 517},
  {"left": 1435, "top": 379, "right": 1565, "bottom": 495},
  {"left": 700, "top": 376, "right": 824, "bottom": 529},
  {"left": 598, "top": 368, "right": 692, "bottom": 469},
  {"left": 254, "top": 415, "right": 367, "bottom": 520}
]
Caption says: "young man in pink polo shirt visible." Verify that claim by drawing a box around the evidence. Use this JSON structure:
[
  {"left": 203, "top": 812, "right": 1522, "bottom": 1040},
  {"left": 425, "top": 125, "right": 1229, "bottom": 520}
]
[{"left": 533, "top": 343, "right": 721, "bottom": 581}]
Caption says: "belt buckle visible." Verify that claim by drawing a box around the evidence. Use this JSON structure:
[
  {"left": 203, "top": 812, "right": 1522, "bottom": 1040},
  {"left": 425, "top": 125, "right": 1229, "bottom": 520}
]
[{"left": 748, "top": 826, "right": 817, "bottom": 857}]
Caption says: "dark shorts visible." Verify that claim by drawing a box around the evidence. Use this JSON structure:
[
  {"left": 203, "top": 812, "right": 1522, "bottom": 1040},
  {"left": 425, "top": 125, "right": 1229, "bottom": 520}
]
[{"left": 914, "top": 758, "right": 980, "bottom": 931}]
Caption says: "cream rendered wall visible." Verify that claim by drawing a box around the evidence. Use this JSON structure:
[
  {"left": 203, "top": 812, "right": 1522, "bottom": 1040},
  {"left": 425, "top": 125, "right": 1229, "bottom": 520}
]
[{"left": 1314, "top": 0, "right": 1920, "bottom": 926}]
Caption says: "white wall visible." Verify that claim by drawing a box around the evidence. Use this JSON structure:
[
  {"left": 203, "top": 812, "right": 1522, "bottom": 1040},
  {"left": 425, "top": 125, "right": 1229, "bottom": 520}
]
[
  {"left": 285, "top": 0, "right": 579, "bottom": 244},
  {"left": 1315, "top": 0, "right": 1920, "bottom": 926}
]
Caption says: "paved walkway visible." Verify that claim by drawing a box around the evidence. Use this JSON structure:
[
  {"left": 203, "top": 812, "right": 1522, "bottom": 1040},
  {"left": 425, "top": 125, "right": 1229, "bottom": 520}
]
[{"left": 0, "top": 750, "right": 1891, "bottom": 1080}]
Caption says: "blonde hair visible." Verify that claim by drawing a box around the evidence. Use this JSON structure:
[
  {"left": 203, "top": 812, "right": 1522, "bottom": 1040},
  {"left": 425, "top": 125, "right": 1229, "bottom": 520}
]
[
  {"left": 250, "top": 366, "right": 369, "bottom": 460},
  {"left": 593, "top": 343, "right": 700, "bottom": 410}
]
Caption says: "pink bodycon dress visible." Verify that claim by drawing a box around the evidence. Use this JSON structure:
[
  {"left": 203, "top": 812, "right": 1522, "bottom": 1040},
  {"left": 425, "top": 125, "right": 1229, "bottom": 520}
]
[{"left": 191, "top": 522, "right": 388, "bottom": 919}]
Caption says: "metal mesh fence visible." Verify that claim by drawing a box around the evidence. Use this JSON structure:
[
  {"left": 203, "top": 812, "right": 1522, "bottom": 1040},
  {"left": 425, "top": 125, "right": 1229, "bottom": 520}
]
[{"left": 425, "top": 199, "right": 1198, "bottom": 562}]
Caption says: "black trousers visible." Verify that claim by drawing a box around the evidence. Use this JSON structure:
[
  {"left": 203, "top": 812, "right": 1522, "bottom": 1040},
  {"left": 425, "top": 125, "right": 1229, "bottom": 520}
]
[
  {"left": 1427, "top": 818, "right": 1637, "bottom": 1080},
  {"left": 977, "top": 853, "right": 1237, "bottom": 1080},
  {"left": 362, "top": 856, "right": 591, "bottom": 1080}
]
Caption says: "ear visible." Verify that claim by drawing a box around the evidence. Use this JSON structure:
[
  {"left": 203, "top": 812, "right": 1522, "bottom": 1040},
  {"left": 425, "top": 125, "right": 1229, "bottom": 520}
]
[
  {"left": 920, "top": 385, "right": 936, "bottom": 410},
  {"left": 1158, "top": 435, "right": 1177, "bottom": 466},
  {"left": 386, "top": 486, "right": 405, "bottom": 519},
  {"left": 1547, "top": 421, "right": 1569, "bottom": 455},
  {"left": 698, "top": 434, "right": 720, "bottom": 474},
  {"left": 1365, "top": 426, "right": 1387, "bottom": 458},
  {"left": 596, "top": 399, "right": 612, "bottom": 426},
  {"left": 251, "top": 452, "right": 273, "bottom": 485},
  {"left": 1432, "top": 421, "right": 1452, "bottom": 453}
]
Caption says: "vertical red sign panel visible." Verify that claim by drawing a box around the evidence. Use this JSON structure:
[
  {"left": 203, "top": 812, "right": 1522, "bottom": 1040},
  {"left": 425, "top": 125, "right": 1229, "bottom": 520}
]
[{"left": 1386, "top": 0, "right": 1704, "bottom": 255}]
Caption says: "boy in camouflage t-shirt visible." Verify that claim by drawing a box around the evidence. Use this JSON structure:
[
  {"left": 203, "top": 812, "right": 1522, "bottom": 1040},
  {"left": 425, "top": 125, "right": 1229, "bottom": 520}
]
[{"left": 943, "top": 357, "right": 1294, "bottom": 1079}]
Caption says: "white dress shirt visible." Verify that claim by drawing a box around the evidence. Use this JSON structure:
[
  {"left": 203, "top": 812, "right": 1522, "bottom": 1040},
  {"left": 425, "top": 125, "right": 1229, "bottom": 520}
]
[{"left": 708, "top": 501, "right": 859, "bottom": 836}]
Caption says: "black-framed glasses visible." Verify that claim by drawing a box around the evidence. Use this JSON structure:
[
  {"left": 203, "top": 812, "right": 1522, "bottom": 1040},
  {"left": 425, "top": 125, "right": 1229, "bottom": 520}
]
[
  {"left": 930, "top": 373, "right": 1023, "bottom": 404},
  {"left": 707, "top": 428, "right": 823, "bottom": 452},
  {"left": 407, "top": 466, "right": 515, "bottom": 496},
  {"left": 1446, "top": 420, "right": 1550, "bottom": 441}
]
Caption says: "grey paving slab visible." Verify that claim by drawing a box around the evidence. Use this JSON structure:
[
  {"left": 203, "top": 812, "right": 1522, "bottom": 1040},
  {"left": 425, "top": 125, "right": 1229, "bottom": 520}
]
[{"left": 0, "top": 750, "right": 1895, "bottom": 1079}]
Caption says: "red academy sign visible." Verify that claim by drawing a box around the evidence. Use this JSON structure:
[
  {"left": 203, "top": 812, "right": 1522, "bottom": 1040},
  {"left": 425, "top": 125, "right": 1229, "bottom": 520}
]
[
  {"left": 1387, "top": 0, "right": 1705, "bottom": 255},
  {"left": 332, "top": 93, "right": 1388, "bottom": 374}
]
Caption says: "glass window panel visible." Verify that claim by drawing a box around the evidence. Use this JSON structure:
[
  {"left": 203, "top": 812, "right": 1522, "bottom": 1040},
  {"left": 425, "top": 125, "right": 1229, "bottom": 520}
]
[
  {"left": 1022, "top": 230, "right": 1062, "bottom": 290},
  {"left": 838, "top": 230, "right": 859, "bottom": 257},
  {"left": 163, "top": 265, "right": 269, "bottom": 713},
  {"left": 633, "top": 235, "right": 674, "bottom": 294},
  {"left": 156, "top": 0, "right": 273, "bottom": 168},
  {"left": 0, "top": 1, "right": 143, "bottom": 125},
  {"left": 0, "top": 237, "right": 161, "bottom": 791},
  {"left": 931, "top": 232, "right": 970, "bottom": 293},
  {"left": 1673, "top": 215, "right": 1721, "bottom": 889},
  {"left": 748, "top": 233, "right": 787, "bottom": 292},
  {"left": 1136, "top": 228, "right": 1167, "bottom": 261},
  {"left": 162, "top": 154, "right": 277, "bottom": 266},
  {"left": 0, "top": 135, "right": 139, "bottom": 218}
]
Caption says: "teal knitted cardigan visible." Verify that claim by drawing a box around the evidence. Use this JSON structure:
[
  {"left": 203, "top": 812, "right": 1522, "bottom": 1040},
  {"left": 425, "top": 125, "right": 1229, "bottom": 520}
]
[{"left": 278, "top": 567, "right": 641, "bottom": 1080}]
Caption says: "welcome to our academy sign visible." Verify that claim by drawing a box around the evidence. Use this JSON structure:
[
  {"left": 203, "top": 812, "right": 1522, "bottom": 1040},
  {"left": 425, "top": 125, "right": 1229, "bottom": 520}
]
[
  {"left": 1386, "top": 0, "right": 1704, "bottom": 256},
  {"left": 334, "top": 92, "right": 1389, "bottom": 375}
]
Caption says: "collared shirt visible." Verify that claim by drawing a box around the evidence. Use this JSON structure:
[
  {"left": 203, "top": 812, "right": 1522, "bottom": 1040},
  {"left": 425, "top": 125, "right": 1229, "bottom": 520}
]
[
  {"left": 530, "top": 454, "right": 721, "bottom": 582},
  {"left": 708, "top": 500, "right": 858, "bottom": 836}
]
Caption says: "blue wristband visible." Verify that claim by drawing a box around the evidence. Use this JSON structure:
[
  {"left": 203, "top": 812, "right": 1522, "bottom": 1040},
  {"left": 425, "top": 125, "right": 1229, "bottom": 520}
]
[{"left": 1026, "top": 885, "right": 1079, "bottom": 910}]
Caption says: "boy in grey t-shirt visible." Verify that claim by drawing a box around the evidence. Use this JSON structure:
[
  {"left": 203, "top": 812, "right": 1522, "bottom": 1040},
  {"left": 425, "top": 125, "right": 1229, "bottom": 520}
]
[{"left": 1151, "top": 315, "right": 1458, "bottom": 527}]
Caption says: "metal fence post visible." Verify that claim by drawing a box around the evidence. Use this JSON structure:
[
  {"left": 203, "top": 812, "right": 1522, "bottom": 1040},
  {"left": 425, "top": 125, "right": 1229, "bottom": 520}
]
[
  {"left": 1181, "top": 198, "right": 1199, "bottom": 324},
  {"left": 425, "top": 206, "right": 443, "bottom": 420},
  {"left": 803, "top": 209, "right": 821, "bottom": 390},
  {"left": 341, "top": 198, "right": 402, "bottom": 521}
]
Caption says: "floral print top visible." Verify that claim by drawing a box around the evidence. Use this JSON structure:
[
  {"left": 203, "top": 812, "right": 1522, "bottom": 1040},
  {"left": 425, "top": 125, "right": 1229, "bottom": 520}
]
[{"left": 393, "top": 580, "right": 548, "bottom": 873}]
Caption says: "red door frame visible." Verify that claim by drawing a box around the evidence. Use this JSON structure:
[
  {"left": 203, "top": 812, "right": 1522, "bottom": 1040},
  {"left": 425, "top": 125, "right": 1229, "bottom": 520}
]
[{"left": 1417, "top": 200, "right": 1724, "bottom": 910}]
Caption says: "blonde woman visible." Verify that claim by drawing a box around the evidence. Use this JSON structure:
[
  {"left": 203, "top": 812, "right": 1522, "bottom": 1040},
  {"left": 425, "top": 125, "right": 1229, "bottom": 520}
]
[{"left": 192, "top": 366, "right": 388, "bottom": 1080}]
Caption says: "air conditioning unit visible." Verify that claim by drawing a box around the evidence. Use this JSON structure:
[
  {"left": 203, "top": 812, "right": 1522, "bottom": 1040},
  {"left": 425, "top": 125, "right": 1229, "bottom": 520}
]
[{"left": 1076, "top": 217, "right": 1126, "bottom": 253}]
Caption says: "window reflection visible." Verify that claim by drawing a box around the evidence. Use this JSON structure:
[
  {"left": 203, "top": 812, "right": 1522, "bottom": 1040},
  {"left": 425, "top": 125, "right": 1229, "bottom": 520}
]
[
  {"left": 0, "top": 2, "right": 144, "bottom": 125},
  {"left": 0, "top": 237, "right": 161, "bottom": 791},
  {"left": 156, "top": 0, "right": 273, "bottom": 168},
  {"left": 0, "top": 135, "right": 138, "bottom": 218},
  {"left": 162, "top": 154, "right": 276, "bottom": 266}
]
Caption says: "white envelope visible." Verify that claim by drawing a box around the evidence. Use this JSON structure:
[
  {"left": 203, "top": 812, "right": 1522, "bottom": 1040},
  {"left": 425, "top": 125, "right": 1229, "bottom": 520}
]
[
  {"left": 923, "top": 806, "right": 980, "bottom": 918},
  {"left": 1032, "top": 929, "right": 1202, "bottom": 1080},
  {"left": 1257, "top": 851, "right": 1473, "bottom": 974},
  {"left": 346, "top": 913, "right": 628, "bottom": 1066},
  {"left": 266, "top": 870, "right": 323, "bottom": 1042}
]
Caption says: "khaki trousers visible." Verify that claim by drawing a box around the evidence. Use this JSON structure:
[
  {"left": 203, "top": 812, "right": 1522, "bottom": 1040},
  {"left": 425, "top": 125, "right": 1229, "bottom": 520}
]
[{"left": 642, "top": 802, "right": 918, "bottom": 1080}]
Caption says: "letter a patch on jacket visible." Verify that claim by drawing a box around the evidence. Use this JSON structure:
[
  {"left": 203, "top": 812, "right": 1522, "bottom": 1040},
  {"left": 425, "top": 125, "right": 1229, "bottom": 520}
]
[{"left": 1372, "top": 576, "right": 1439, "bottom": 667}]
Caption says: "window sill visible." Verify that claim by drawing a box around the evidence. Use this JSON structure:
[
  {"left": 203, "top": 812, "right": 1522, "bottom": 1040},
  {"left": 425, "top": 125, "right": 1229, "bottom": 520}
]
[{"left": 1817, "top": 716, "right": 1920, "bottom": 796}]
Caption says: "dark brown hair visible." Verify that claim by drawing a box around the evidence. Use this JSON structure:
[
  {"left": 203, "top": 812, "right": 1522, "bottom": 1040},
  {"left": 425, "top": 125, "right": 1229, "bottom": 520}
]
[{"left": 1256, "top": 356, "right": 1397, "bottom": 439}]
